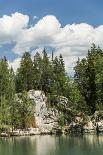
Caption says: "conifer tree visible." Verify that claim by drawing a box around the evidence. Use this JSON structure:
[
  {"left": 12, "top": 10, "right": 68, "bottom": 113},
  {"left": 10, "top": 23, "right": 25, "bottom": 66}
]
[
  {"left": 0, "top": 57, "right": 10, "bottom": 97},
  {"left": 33, "top": 52, "right": 42, "bottom": 90},
  {"left": 17, "top": 91, "right": 33, "bottom": 129},
  {"left": 16, "top": 52, "right": 34, "bottom": 92},
  {"left": 74, "top": 44, "right": 103, "bottom": 113},
  {"left": 41, "top": 48, "right": 52, "bottom": 93}
]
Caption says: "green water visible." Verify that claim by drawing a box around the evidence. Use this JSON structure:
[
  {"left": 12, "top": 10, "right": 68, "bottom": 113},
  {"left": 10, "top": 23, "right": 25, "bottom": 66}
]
[{"left": 0, "top": 135, "right": 103, "bottom": 155}]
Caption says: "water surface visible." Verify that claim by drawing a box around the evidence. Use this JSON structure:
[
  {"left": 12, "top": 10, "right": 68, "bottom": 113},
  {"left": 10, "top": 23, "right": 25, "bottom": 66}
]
[{"left": 0, "top": 134, "right": 103, "bottom": 155}]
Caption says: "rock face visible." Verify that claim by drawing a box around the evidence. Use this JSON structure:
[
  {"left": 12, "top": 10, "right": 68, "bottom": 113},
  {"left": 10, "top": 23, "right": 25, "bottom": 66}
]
[
  {"left": 28, "top": 90, "right": 60, "bottom": 134},
  {"left": 94, "top": 111, "right": 103, "bottom": 132},
  {"left": 83, "top": 121, "right": 96, "bottom": 133},
  {"left": 2, "top": 90, "right": 103, "bottom": 136},
  {"left": 67, "top": 111, "right": 103, "bottom": 134},
  {"left": 15, "top": 90, "right": 103, "bottom": 135},
  {"left": 28, "top": 91, "right": 103, "bottom": 134},
  {"left": 83, "top": 111, "right": 103, "bottom": 133}
]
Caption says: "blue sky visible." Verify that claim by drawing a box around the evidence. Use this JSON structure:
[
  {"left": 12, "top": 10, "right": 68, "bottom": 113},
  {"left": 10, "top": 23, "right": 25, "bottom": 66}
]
[
  {"left": 0, "top": 0, "right": 103, "bottom": 26},
  {"left": 0, "top": 0, "right": 103, "bottom": 74}
]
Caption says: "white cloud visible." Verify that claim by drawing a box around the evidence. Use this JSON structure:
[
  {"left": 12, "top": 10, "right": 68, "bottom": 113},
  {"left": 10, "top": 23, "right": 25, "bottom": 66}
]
[
  {"left": 31, "top": 47, "right": 44, "bottom": 58},
  {"left": 0, "top": 12, "right": 29, "bottom": 44},
  {"left": 1, "top": 12, "right": 103, "bottom": 74},
  {"left": 9, "top": 58, "right": 21, "bottom": 72}
]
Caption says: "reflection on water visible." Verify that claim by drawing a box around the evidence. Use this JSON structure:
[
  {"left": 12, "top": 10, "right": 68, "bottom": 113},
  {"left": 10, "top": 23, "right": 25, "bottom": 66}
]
[{"left": 0, "top": 134, "right": 103, "bottom": 155}]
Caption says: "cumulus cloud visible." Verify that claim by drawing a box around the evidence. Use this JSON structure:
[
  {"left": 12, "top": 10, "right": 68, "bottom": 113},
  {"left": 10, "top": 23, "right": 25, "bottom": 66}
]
[
  {"left": 31, "top": 47, "right": 45, "bottom": 58},
  {"left": 1, "top": 12, "right": 103, "bottom": 74},
  {"left": 9, "top": 58, "right": 21, "bottom": 72},
  {"left": 0, "top": 12, "right": 29, "bottom": 44}
]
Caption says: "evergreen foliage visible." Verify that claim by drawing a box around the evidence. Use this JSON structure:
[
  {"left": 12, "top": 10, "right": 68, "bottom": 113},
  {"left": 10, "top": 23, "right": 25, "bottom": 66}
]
[{"left": 0, "top": 45, "right": 103, "bottom": 130}]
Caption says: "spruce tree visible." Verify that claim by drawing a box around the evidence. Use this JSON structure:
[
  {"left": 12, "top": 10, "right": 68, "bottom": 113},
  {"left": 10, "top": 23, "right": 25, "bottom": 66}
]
[
  {"left": 17, "top": 91, "right": 33, "bottom": 129},
  {"left": 16, "top": 52, "right": 34, "bottom": 92},
  {"left": 33, "top": 52, "right": 42, "bottom": 90},
  {"left": 0, "top": 57, "right": 10, "bottom": 97},
  {"left": 41, "top": 48, "right": 52, "bottom": 93},
  {"left": 74, "top": 44, "right": 103, "bottom": 113}
]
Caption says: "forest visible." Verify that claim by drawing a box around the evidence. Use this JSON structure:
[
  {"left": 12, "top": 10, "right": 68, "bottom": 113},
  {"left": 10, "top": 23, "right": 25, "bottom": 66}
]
[{"left": 0, "top": 44, "right": 103, "bottom": 130}]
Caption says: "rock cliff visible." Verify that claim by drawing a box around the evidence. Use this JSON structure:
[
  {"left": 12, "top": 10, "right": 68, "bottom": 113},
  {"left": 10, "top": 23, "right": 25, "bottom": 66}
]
[
  {"left": 67, "top": 111, "right": 103, "bottom": 134},
  {"left": 25, "top": 90, "right": 103, "bottom": 134},
  {"left": 28, "top": 90, "right": 68, "bottom": 134},
  {"left": 13, "top": 90, "right": 103, "bottom": 135}
]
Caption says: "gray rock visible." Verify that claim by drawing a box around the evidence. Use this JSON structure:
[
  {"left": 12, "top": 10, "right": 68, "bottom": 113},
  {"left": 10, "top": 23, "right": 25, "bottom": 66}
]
[
  {"left": 28, "top": 90, "right": 60, "bottom": 134},
  {"left": 67, "top": 111, "right": 103, "bottom": 134},
  {"left": 94, "top": 111, "right": 103, "bottom": 133}
]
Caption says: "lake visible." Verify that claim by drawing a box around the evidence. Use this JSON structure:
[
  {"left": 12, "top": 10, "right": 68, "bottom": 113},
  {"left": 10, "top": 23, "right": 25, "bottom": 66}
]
[{"left": 0, "top": 134, "right": 103, "bottom": 155}]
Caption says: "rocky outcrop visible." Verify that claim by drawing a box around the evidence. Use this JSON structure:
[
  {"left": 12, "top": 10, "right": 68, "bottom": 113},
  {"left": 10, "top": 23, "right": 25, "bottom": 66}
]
[
  {"left": 67, "top": 111, "right": 103, "bottom": 134},
  {"left": 83, "top": 121, "right": 96, "bottom": 133},
  {"left": 8, "top": 90, "right": 70, "bottom": 136},
  {"left": 28, "top": 90, "right": 62, "bottom": 134},
  {"left": 83, "top": 111, "right": 103, "bottom": 133},
  {"left": 16, "top": 90, "right": 103, "bottom": 135},
  {"left": 94, "top": 111, "right": 103, "bottom": 132},
  {"left": 2, "top": 90, "right": 103, "bottom": 136}
]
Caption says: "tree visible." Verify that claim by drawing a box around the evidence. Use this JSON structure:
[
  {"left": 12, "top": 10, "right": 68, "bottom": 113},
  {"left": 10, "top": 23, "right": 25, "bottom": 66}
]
[
  {"left": 0, "top": 57, "right": 10, "bottom": 98},
  {"left": 0, "top": 57, "right": 11, "bottom": 130},
  {"left": 92, "top": 46, "right": 103, "bottom": 110},
  {"left": 33, "top": 52, "right": 42, "bottom": 90},
  {"left": 69, "top": 80, "right": 89, "bottom": 114},
  {"left": 16, "top": 52, "right": 34, "bottom": 92},
  {"left": 51, "top": 54, "right": 68, "bottom": 97},
  {"left": 86, "top": 45, "right": 97, "bottom": 113},
  {"left": 8, "top": 67, "right": 17, "bottom": 130},
  {"left": 17, "top": 91, "right": 34, "bottom": 129},
  {"left": 74, "top": 44, "right": 103, "bottom": 114},
  {"left": 41, "top": 48, "right": 52, "bottom": 93},
  {"left": 0, "top": 95, "right": 10, "bottom": 129}
]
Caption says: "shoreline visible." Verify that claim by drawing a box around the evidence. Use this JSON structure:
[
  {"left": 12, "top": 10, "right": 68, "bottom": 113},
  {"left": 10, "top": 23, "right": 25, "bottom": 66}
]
[{"left": 1, "top": 127, "right": 103, "bottom": 137}]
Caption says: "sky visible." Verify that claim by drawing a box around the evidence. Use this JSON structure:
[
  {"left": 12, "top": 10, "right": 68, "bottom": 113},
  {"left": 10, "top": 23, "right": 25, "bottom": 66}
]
[{"left": 0, "top": 0, "right": 103, "bottom": 75}]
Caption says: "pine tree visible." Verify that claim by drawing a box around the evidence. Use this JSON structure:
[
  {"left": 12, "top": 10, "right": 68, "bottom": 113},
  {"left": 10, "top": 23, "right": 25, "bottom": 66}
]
[
  {"left": 17, "top": 91, "right": 34, "bottom": 129},
  {"left": 0, "top": 57, "right": 11, "bottom": 129},
  {"left": 0, "top": 95, "right": 10, "bottom": 129},
  {"left": 58, "top": 54, "right": 68, "bottom": 96},
  {"left": 41, "top": 48, "right": 52, "bottom": 93},
  {"left": 16, "top": 52, "right": 34, "bottom": 92},
  {"left": 86, "top": 45, "right": 97, "bottom": 113},
  {"left": 74, "top": 44, "right": 103, "bottom": 113},
  {"left": 0, "top": 57, "right": 10, "bottom": 97},
  {"left": 51, "top": 54, "right": 67, "bottom": 97},
  {"left": 33, "top": 52, "right": 42, "bottom": 90},
  {"left": 8, "top": 67, "right": 17, "bottom": 130}
]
